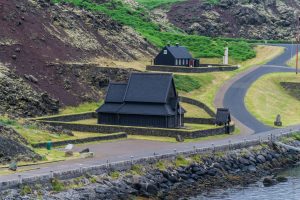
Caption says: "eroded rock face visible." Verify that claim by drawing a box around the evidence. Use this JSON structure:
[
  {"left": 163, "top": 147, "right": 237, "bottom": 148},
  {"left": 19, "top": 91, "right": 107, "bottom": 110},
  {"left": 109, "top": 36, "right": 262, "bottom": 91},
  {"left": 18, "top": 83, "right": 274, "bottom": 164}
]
[
  {"left": 167, "top": 0, "right": 298, "bottom": 40},
  {"left": 0, "top": 0, "right": 156, "bottom": 108},
  {"left": 0, "top": 64, "right": 59, "bottom": 117},
  {"left": 0, "top": 126, "right": 42, "bottom": 164}
]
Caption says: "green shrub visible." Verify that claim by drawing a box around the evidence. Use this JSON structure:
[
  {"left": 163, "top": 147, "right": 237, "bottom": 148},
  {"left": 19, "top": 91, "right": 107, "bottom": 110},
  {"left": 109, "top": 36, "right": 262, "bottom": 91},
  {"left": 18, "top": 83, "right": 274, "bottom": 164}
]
[
  {"left": 155, "top": 161, "right": 167, "bottom": 170},
  {"left": 109, "top": 171, "right": 120, "bottom": 179},
  {"left": 191, "top": 154, "right": 202, "bottom": 163},
  {"left": 175, "top": 155, "right": 190, "bottom": 167},
  {"left": 89, "top": 176, "right": 98, "bottom": 183},
  {"left": 130, "top": 164, "right": 143, "bottom": 175},
  {"left": 20, "top": 185, "right": 32, "bottom": 196},
  {"left": 51, "top": 178, "right": 65, "bottom": 192}
]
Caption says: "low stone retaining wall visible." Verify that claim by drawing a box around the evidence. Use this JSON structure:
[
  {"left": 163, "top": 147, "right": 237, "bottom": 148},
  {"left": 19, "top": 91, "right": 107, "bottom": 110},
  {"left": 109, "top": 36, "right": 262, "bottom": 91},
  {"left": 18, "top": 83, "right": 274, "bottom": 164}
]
[
  {"left": 33, "top": 112, "right": 96, "bottom": 122},
  {"left": 180, "top": 96, "right": 216, "bottom": 117},
  {"left": 146, "top": 65, "right": 238, "bottom": 73},
  {"left": 37, "top": 121, "right": 234, "bottom": 139},
  {"left": 184, "top": 117, "right": 215, "bottom": 125},
  {"left": 0, "top": 132, "right": 292, "bottom": 191},
  {"left": 31, "top": 133, "right": 127, "bottom": 148}
]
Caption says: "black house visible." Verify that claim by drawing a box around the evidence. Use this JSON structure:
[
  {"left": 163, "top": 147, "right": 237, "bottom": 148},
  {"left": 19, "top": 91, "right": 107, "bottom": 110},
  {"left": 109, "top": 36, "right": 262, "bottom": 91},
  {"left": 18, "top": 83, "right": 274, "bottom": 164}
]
[
  {"left": 154, "top": 44, "right": 200, "bottom": 67},
  {"left": 96, "top": 73, "right": 185, "bottom": 128}
]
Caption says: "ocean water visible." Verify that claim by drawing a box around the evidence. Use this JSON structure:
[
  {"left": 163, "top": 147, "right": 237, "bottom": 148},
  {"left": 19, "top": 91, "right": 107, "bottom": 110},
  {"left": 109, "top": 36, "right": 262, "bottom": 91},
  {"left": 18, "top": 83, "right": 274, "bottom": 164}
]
[{"left": 190, "top": 166, "right": 300, "bottom": 200}]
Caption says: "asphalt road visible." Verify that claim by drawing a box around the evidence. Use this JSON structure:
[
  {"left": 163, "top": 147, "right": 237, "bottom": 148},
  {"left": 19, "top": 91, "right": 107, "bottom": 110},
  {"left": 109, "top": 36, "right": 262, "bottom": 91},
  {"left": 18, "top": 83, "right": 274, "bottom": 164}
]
[
  {"left": 223, "top": 44, "right": 297, "bottom": 133},
  {"left": 0, "top": 44, "right": 300, "bottom": 184}
]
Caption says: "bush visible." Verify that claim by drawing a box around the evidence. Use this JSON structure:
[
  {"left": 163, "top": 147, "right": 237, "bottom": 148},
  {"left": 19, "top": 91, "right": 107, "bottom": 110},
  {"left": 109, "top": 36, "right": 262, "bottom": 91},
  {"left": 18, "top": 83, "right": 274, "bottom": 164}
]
[
  {"left": 175, "top": 155, "right": 190, "bottom": 167},
  {"left": 20, "top": 185, "right": 32, "bottom": 196},
  {"left": 109, "top": 171, "right": 120, "bottom": 179},
  {"left": 51, "top": 178, "right": 65, "bottom": 192}
]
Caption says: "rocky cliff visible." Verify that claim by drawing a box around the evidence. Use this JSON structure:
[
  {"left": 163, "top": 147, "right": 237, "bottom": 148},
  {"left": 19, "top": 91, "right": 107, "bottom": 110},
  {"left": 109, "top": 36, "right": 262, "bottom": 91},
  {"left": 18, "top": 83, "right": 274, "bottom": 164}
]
[
  {"left": 0, "top": 0, "right": 156, "bottom": 116},
  {"left": 166, "top": 0, "right": 299, "bottom": 40}
]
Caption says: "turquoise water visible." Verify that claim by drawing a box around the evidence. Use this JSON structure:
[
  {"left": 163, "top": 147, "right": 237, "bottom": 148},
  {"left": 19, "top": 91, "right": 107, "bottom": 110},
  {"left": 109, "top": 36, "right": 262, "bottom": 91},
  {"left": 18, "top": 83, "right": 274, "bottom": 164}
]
[{"left": 191, "top": 166, "right": 300, "bottom": 200}]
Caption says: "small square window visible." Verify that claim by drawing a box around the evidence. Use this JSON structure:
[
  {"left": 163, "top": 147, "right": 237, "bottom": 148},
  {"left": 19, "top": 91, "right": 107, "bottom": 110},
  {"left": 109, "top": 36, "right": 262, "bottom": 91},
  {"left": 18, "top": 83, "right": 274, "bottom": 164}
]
[{"left": 163, "top": 50, "right": 167, "bottom": 55}]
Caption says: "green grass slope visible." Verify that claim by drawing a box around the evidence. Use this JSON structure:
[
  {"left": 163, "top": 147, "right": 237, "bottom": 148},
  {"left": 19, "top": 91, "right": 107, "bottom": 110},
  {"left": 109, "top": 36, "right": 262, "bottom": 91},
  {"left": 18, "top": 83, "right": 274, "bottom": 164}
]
[{"left": 52, "top": 0, "right": 256, "bottom": 61}]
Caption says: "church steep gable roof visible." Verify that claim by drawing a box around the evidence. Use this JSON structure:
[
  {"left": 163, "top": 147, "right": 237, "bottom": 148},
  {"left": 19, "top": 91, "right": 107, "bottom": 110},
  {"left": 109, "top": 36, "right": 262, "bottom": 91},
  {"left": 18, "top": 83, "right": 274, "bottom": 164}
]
[
  {"left": 166, "top": 46, "right": 192, "bottom": 59},
  {"left": 124, "top": 73, "right": 173, "bottom": 103},
  {"left": 105, "top": 83, "right": 127, "bottom": 103}
]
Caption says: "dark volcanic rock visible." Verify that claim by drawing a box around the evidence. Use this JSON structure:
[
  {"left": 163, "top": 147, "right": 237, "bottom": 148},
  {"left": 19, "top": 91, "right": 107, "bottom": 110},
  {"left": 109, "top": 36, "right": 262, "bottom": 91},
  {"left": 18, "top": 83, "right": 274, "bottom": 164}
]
[
  {"left": 167, "top": 0, "right": 298, "bottom": 40},
  {"left": 0, "top": 126, "right": 42, "bottom": 164}
]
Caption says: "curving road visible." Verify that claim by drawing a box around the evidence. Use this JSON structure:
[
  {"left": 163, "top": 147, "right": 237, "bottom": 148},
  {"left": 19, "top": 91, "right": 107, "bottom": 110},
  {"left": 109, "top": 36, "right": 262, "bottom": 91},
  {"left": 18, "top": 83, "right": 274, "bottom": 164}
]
[{"left": 222, "top": 44, "right": 298, "bottom": 133}]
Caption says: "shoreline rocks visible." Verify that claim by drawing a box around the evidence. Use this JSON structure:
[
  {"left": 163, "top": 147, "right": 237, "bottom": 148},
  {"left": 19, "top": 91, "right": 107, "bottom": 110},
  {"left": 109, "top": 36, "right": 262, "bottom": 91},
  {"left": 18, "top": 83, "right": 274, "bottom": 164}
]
[{"left": 2, "top": 141, "right": 300, "bottom": 199}]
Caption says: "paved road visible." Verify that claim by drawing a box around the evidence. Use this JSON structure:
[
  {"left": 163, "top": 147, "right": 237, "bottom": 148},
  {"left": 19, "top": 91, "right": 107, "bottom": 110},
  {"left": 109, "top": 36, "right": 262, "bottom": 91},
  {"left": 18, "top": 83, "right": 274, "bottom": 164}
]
[
  {"left": 0, "top": 44, "right": 299, "bottom": 183},
  {"left": 223, "top": 44, "right": 297, "bottom": 133}
]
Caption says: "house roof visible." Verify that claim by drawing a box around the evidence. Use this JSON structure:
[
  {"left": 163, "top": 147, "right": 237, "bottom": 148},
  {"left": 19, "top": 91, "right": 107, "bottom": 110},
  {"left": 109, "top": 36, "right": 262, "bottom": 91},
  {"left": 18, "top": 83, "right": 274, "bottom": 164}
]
[
  {"left": 216, "top": 108, "right": 231, "bottom": 124},
  {"left": 118, "top": 103, "right": 176, "bottom": 116},
  {"left": 124, "top": 73, "right": 173, "bottom": 103},
  {"left": 166, "top": 46, "right": 192, "bottom": 59},
  {"left": 105, "top": 83, "right": 127, "bottom": 103},
  {"left": 96, "top": 103, "right": 123, "bottom": 113}
]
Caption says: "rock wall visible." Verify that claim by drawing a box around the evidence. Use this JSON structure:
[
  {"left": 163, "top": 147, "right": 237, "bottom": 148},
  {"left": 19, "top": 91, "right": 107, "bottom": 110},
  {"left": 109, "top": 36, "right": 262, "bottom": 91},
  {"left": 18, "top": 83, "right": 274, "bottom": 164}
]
[
  {"left": 2, "top": 139, "right": 300, "bottom": 199},
  {"left": 167, "top": 0, "right": 299, "bottom": 40},
  {"left": 0, "top": 126, "right": 41, "bottom": 164}
]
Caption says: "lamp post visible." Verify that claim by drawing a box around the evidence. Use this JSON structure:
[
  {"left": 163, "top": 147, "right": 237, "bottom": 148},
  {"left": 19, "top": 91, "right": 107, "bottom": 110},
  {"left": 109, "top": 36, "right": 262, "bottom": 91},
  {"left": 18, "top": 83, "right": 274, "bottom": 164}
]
[
  {"left": 179, "top": 96, "right": 182, "bottom": 128},
  {"left": 295, "top": 11, "right": 300, "bottom": 74}
]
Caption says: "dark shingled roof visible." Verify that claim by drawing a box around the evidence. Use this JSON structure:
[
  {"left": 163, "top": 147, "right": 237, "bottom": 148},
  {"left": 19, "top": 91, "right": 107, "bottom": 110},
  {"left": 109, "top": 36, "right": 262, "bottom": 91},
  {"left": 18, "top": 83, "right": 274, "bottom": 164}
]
[
  {"left": 124, "top": 73, "right": 173, "bottom": 103},
  {"left": 166, "top": 46, "right": 192, "bottom": 59},
  {"left": 96, "top": 103, "right": 123, "bottom": 113},
  {"left": 105, "top": 83, "right": 127, "bottom": 103},
  {"left": 118, "top": 103, "right": 175, "bottom": 116}
]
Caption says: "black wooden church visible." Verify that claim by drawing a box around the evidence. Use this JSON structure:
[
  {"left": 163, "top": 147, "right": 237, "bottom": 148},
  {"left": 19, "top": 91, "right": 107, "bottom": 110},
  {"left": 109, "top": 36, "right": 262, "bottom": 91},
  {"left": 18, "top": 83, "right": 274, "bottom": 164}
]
[
  {"left": 154, "top": 44, "right": 200, "bottom": 67},
  {"left": 96, "top": 73, "right": 185, "bottom": 128}
]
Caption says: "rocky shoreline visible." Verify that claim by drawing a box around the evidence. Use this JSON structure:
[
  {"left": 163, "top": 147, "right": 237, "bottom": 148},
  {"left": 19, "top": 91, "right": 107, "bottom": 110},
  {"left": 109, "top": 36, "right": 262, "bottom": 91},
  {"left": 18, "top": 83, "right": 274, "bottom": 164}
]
[{"left": 2, "top": 140, "right": 300, "bottom": 200}]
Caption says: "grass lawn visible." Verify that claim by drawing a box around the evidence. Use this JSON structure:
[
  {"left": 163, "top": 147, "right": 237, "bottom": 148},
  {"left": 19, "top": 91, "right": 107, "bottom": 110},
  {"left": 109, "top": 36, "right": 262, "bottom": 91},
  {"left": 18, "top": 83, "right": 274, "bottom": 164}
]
[
  {"left": 287, "top": 52, "right": 300, "bottom": 67},
  {"left": 245, "top": 72, "right": 300, "bottom": 127},
  {"left": 181, "top": 103, "right": 211, "bottom": 118},
  {"left": 60, "top": 101, "right": 103, "bottom": 115},
  {"left": 135, "top": 0, "right": 186, "bottom": 10}
]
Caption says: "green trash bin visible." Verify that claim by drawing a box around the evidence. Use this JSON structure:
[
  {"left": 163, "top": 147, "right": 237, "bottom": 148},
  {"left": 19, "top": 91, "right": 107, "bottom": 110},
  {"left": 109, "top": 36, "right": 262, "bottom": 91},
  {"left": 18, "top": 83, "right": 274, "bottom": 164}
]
[{"left": 46, "top": 141, "right": 52, "bottom": 150}]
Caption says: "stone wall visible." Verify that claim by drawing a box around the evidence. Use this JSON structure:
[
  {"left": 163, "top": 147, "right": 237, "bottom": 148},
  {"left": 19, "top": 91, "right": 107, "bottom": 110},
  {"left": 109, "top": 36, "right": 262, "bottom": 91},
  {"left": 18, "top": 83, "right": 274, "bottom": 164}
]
[
  {"left": 34, "top": 112, "right": 96, "bottom": 122},
  {"left": 184, "top": 117, "right": 215, "bottom": 125},
  {"left": 180, "top": 96, "right": 216, "bottom": 117},
  {"left": 31, "top": 133, "right": 127, "bottom": 148},
  {"left": 146, "top": 65, "right": 238, "bottom": 73},
  {"left": 37, "top": 121, "right": 234, "bottom": 139}
]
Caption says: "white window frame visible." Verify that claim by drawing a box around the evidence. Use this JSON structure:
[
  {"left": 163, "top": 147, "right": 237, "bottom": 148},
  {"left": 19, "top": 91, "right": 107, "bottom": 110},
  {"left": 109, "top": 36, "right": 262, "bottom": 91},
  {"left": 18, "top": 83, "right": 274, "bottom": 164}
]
[{"left": 163, "top": 50, "right": 167, "bottom": 55}]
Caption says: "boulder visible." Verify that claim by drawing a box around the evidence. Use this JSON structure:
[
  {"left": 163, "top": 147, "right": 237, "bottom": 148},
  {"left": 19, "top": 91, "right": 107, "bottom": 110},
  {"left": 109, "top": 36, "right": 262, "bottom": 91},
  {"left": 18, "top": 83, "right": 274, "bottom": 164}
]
[
  {"left": 276, "top": 176, "right": 288, "bottom": 183},
  {"left": 80, "top": 148, "right": 90, "bottom": 154},
  {"left": 65, "top": 151, "right": 74, "bottom": 157},
  {"left": 175, "top": 135, "right": 184, "bottom": 142},
  {"left": 263, "top": 177, "right": 277, "bottom": 187}
]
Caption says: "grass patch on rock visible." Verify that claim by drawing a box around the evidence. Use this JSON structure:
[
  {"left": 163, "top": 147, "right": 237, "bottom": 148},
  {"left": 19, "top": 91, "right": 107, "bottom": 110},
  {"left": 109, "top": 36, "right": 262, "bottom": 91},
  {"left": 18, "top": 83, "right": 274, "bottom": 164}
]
[{"left": 59, "top": 101, "right": 103, "bottom": 115}]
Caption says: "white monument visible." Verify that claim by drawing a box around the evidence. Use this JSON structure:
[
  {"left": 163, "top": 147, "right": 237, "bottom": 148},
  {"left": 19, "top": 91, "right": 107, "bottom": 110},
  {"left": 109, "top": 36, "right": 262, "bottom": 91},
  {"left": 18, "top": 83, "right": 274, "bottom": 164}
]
[{"left": 223, "top": 47, "right": 229, "bottom": 65}]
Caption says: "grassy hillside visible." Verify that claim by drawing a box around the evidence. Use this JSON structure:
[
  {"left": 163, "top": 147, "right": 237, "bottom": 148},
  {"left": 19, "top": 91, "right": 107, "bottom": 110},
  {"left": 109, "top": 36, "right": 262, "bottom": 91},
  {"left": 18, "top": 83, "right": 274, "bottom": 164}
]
[
  {"left": 52, "top": 0, "right": 256, "bottom": 61},
  {"left": 135, "top": 0, "right": 185, "bottom": 10}
]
